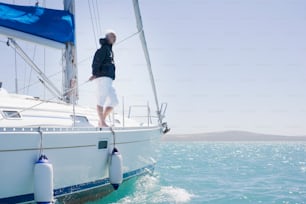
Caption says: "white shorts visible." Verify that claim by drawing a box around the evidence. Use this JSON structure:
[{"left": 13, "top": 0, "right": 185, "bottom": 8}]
[{"left": 96, "top": 77, "right": 118, "bottom": 107}]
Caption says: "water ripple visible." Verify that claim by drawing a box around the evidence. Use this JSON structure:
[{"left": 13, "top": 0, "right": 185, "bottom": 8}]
[{"left": 92, "top": 142, "right": 306, "bottom": 204}]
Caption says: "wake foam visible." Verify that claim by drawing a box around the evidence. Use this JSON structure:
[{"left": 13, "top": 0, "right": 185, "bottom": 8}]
[
  {"left": 117, "top": 175, "right": 194, "bottom": 204},
  {"left": 157, "top": 186, "right": 194, "bottom": 203}
]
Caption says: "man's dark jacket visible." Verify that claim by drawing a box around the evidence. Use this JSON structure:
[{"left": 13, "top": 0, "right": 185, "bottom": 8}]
[{"left": 92, "top": 41, "right": 115, "bottom": 80}]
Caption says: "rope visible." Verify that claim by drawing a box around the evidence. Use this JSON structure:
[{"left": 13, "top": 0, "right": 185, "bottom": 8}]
[
  {"left": 110, "top": 126, "right": 116, "bottom": 148},
  {"left": 38, "top": 127, "right": 43, "bottom": 155}
]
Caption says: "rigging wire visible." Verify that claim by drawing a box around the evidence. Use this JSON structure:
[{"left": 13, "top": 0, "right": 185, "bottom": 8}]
[
  {"left": 14, "top": 47, "right": 18, "bottom": 94},
  {"left": 76, "top": 30, "right": 142, "bottom": 66},
  {"left": 22, "top": 54, "right": 27, "bottom": 94},
  {"left": 43, "top": 47, "right": 46, "bottom": 99},
  {"left": 116, "top": 31, "right": 141, "bottom": 45},
  {"left": 91, "top": 0, "right": 100, "bottom": 37},
  {"left": 26, "top": 45, "right": 37, "bottom": 94},
  {"left": 18, "top": 70, "right": 62, "bottom": 93},
  {"left": 88, "top": 0, "right": 98, "bottom": 49},
  {"left": 2, "top": 1, "right": 142, "bottom": 96},
  {"left": 95, "top": 0, "right": 103, "bottom": 35},
  {"left": 7, "top": 38, "right": 62, "bottom": 99},
  {"left": 132, "top": 0, "right": 162, "bottom": 123},
  {"left": 42, "top": 0, "right": 46, "bottom": 99}
]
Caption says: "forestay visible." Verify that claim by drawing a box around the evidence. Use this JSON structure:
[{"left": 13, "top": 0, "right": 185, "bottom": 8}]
[{"left": 0, "top": 2, "right": 74, "bottom": 49}]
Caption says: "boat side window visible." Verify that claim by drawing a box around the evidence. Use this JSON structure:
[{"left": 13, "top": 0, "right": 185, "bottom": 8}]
[
  {"left": 2, "top": 110, "right": 21, "bottom": 119},
  {"left": 71, "top": 115, "right": 89, "bottom": 124}
]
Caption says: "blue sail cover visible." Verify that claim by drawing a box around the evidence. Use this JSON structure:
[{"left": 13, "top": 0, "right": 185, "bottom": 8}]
[{"left": 0, "top": 2, "right": 75, "bottom": 45}]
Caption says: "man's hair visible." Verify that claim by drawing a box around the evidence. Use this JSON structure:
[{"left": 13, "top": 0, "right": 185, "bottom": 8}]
[{"left": 105, "top": 29, "right": 117, "bottom": 38}]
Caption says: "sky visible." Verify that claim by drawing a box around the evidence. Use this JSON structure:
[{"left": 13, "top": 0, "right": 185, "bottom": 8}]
[{"left": 0, "top": 0, "right": 306, "bottom": 135}]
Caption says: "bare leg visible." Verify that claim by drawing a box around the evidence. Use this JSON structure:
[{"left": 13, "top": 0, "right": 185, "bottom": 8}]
[
  {"left": 102, "top": 106, "right": 113, "bottom": 126},
  {"left": 97, "top": 105, "right": 104, "bottom": 127}
]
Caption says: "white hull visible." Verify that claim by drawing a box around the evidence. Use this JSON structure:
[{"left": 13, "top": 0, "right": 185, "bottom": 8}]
[
  {"left": 0, "top": 0, "right": 167, "bottom": 202},
  {"left": 0, "top": 91, "right": 163, "bottom": 203},
  {"left": 0, "top": 126, "right": 161, "bottom": 203}
]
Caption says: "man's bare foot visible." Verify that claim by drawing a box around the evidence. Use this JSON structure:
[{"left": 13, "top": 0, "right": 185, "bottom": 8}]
[
  {"left": 101, "top": 121, "right": 109, "bottom": 127},
  {"left": 98, "top": 121, "right": 109, "bottom": 127}
]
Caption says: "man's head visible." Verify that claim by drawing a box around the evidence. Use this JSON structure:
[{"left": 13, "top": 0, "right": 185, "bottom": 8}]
[{"left": 105, "top": 30, "right": 117, "bottom": 45}]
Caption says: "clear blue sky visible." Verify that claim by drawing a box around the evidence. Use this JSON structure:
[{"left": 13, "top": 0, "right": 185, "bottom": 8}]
[{"left": 0, "top": 0, "right": 306, "bottom": 135}]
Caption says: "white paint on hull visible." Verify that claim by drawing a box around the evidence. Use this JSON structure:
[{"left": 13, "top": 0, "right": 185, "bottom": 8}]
[{"left": 0, "top": 93, "right": 162, "bottom": 202}]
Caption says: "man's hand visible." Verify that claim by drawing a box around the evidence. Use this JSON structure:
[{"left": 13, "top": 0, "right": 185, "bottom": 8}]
[{"left": 89, "top": 75, "right": 96, "bottom": 81}]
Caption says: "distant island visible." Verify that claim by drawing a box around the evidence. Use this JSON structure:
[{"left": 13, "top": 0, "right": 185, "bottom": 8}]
[{"left": 163, "top": 131, "right": 306, "bottom": 142}]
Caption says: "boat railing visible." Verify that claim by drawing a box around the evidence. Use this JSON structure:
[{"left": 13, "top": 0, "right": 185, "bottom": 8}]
[
  {"left": 127, "top": 103, "right": 152, "bottom": 127},
  {"left": 123, "top": 102, "right": 168, "bottom": 127},
  {"left": 159, "top": 102, "right": 168, "bottom": 120}
]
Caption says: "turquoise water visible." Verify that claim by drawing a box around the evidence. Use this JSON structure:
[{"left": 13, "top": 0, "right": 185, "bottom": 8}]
[{"left": 92, "top": 143, "right": 306, "bottom": 204}]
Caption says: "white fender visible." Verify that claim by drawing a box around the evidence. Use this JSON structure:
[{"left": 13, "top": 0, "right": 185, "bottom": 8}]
[
  {"left": 34, "top": 155, "right": 54, "bottom": 203},
  {"left": 109, "top": 148, "right": 123, "bottom": 190}
]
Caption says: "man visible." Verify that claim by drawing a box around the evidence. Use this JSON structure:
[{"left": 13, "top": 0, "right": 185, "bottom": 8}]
[{"left": 89, "top": 31, "right": 118, "bottom": 127}]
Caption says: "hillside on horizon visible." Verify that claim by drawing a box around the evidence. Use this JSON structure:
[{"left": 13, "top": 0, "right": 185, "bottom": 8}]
[{"left": 163, "top": 131, "right": 306, "bottom": 142}]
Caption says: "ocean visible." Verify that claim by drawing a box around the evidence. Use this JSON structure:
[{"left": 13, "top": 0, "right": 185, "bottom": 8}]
[{"left": 90, "top": 142, "right": 306, "bottom": 204}]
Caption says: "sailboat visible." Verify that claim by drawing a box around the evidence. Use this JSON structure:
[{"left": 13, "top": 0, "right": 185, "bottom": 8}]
[{"left": 0, "top": 0, "right": 169, "bottom": 203}]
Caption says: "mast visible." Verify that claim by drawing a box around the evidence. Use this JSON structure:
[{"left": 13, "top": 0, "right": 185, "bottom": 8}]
[
  {"left": 132, "top": 0, "right": 162, "bottom": 124},
  {"left": 63, "top": 0, "right": 78, "bottom": 103}
]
